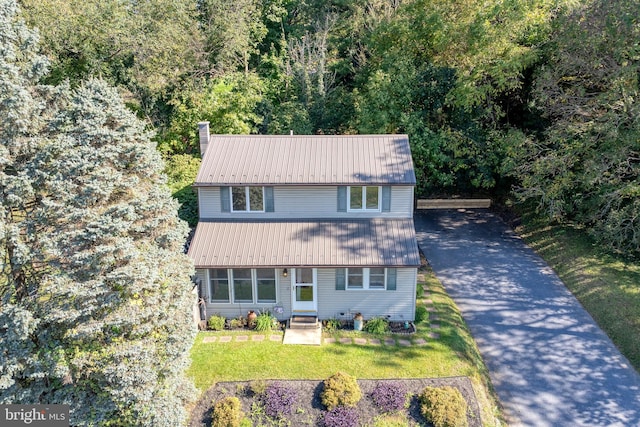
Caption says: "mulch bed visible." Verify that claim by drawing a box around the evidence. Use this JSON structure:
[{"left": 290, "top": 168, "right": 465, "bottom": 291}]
[{"left": 189, "top": 377, "right": 481, "bottom": 426}]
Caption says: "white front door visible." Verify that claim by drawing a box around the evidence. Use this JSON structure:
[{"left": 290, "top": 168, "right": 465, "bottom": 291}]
[{"left": 291, "top": 268, "right": 317, "bottom": 313}]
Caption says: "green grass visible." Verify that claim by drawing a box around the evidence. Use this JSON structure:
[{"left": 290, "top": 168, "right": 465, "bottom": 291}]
[
  {"left": 516, "top": 209, "right": 640, "bottom": 372},
  {"left": 188, "top": 271, "right": 504, "bottom": 426},
  {"left": 190, "top": 334, "right": 471, "bottom": 387}
]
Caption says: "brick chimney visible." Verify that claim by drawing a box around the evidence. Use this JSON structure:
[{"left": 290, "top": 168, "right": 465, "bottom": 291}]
[{"left": 198, "top": 121, "right": 210, "bottom": 157}]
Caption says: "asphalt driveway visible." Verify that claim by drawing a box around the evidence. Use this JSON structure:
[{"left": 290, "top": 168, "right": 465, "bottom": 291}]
[{"left": 414, "top": 209, "right": 640, "bottom": 427}]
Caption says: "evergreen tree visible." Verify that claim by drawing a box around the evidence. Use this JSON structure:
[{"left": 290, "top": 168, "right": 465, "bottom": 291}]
[{"left": 1, "top": 1, "right": 196, "bottom": 424}]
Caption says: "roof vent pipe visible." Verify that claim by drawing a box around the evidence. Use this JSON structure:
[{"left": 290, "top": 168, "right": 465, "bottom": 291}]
[
  {"left": 198, "top": 121, "right": 210, "bottom": 157},
  {"left": 290, "top": 130, "right": 293, "bottom": 135}
]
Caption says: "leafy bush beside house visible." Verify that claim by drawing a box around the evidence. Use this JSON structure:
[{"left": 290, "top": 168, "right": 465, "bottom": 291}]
[{"left": 207, "top": 314, "right": 226, "bottom": 331}]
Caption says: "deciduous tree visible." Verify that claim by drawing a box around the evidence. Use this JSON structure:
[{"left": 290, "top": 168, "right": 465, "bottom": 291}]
[{"left": 509, "top": 0, "right": 640, "bottom": 256}]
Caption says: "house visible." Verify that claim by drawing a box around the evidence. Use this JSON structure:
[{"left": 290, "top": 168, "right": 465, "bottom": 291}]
[{"left": 187, "top": 123, "right": 420, "bottom": 324}]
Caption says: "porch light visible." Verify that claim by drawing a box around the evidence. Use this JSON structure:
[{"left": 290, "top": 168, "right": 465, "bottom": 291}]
[{"left": 282, "top": 268, "right": 288, "bottom": 277}]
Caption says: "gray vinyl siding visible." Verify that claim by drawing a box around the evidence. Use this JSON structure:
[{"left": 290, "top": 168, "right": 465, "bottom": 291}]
[
  {"left": 198, "top": 186, "right": 414, "bottom": 219},
  {"left": 317, "top": 268, "right": 417, "bottom": 321},
  {"left": 198, "top": 188, "right": 220, "bottom": 218},
  {"left": 197, "top": 268, "right": 292, "bottom": 322}
]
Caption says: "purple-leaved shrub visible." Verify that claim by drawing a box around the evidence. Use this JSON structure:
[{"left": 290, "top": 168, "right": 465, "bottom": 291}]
[
  {"left": 262, "top": 382, "right": 297, "bottom": 419},
  {"left": 371, "top": 381, "right": 407, "bottom": 413},
  {"left": 322, "top": 406, "right": 359, "bottom": 427}
]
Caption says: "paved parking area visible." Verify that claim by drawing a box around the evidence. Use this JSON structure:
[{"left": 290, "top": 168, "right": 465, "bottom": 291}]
[{"left": 415, "top": 209, "right": 640, "bottom": 427}]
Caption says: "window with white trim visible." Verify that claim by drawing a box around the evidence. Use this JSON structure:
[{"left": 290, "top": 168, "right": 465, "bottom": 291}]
[
  {"left": 369, "top": 267, "right": 386, "bottom": 290},
  {"left": 346, "top": 267, "right": 387, "bottom": 290},
  {"left": 232, "top": 268, "right": 253, "bottom": 302},
  {"left": 231, "top": 186, "right": 264, "bottom": 212},
  {"left": 256, "top": 268, "right": 277, "bottom": 303},
  {"left": 209, "top": 269, "right": 230, "bottom": 302},
  {"left": 348, "top": 186, "right": 380, "bottom": 211},
  {"left": 208, "top": 268, "right": 277, "bottom": 303}
]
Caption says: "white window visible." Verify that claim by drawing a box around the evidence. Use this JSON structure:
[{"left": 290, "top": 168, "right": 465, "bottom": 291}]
[
  {"left": 256, "top": 268, "right": 277, "bottom": 303},
  {"left": 209, "top": 269, "right": 230, "bottom": 302},
  {"left": 232, "top": 269, "right": 253, "bottom": 302},
  {"left": 231, "top": 186, "right": 264, "bottom": 212},
  {"left": 208, "top": 268, "right": 277, "bottom": 303},
  {"left": 346, "top": 268, "right": 387, "bottom": 290},
  {"left": 348, "top": 186, "right": 380, "bottom": 211},
  {"left": 369, "top": 268, "right": 386, "bottom": 290}
]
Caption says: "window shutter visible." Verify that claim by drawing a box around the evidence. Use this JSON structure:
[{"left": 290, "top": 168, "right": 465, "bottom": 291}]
[
  {"left": 382, "top": 186, "right": 392, "bottom": 212},
  {"left": 386, "top": 268, "right": 397, "bottom": 291},
  {"left": 335, "top": 268, "right": 346, "bottom": 290},
  {"left": 337, "top": 186, "right": 347, "bottom": 212},
  {"left": 220, "top": 186, "right": 230, "bottom": 212},
  {"left": 265, "top": 187, "right": 274, "bottom": 212}
]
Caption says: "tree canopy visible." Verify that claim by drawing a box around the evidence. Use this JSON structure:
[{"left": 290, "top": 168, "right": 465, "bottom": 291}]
[{"left": 13, "top": 1, "right": 640, "bottom": 253}]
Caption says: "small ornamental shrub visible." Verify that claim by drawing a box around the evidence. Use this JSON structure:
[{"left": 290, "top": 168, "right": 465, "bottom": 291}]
[
  {"left": 415, "top": 305, "right": 429, "bottom": 324},
  {"left": 418, "top": 386, "right": 468, "bottom": 427},
  {"left": 371, "top": 381, "right": 408, "bottom": 413},
  {"left": 364, "top": 317, "right": 390, "bottom": 334},
  {"left": 229, "top": 316, "right": 246, "bottom": 329},
  {"left": 322, "top": 406, "right": 359, "bottom": 427},
  {"left": 255, "top": 312, "right": 276, "bottom": 331},
  {"left": 211, "top": 396, "right": 244, "bottom": 427},
  {"left": 249, "top": 379, "right": 268, "bottom": 396},
  {"left": 324, "top": 318, "right": 342, "bottom": 333},
  {"left": 416, "top": 284, "right": 425, "bottom": 299},
  {"left": 262, "top": 382, "right": 297, "bottom": 419},
  {"left": 207, "top": 314, "right": 226, "bottom": 331},
  {"left": 321, "top": 372, "right": 362, "bottom": 410}
]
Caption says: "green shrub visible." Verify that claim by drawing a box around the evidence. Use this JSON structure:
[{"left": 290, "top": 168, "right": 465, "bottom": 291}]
[
  {"left": 207, "top": 314, "right": 226, "bottom": 331},
  {"left": 249, "top": 379, "right": 268, "bottom": 396},
  {"left": 415, "top": 306, "right": 429, "bottom": 324},
  {"left": 255, "top": 312, "right": 276, "bottom": 331},
  {"left": 364, "top": 317, "right": 390, "bottom": 334},
  {"left": 211, "top": 396, "right": 244, "bottom": 427},
  {"left": 229, "top": 316, "right": 246, "bottom": 329},
  {"left": 321, "top": 372, "right": 362, "bottom": 410},
  {"left": 416, "top": 284, "right": 425, "bottom": 299},
  {"left": 418, "top": 386, "right": 468, "bottom": 427},
  {"left": 324, "top": 318, "right": 341, "bottom": 333}
]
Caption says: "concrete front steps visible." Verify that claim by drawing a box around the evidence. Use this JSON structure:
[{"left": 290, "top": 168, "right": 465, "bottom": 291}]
[
  {"left": 284, "top": 313, "right": 321, "bottom": 345},
  {"left": 288, "top": 313, "right": 320, "bottom": 330}
]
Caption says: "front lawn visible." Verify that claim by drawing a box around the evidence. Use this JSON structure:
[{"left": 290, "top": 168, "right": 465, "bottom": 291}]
[{"left": 188, "top": 268, "right": 503, "bottom": 426}]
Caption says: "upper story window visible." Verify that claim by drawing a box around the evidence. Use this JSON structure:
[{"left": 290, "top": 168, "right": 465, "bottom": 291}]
[
  {"left": 231, "top": 186, "right": 264, "bottom": 212},
  {"left": 221, "top": 186, "right": 273, "bottom": 213},
  {"left": 348, "top": 186, "right": 380, "bottom": 211}
]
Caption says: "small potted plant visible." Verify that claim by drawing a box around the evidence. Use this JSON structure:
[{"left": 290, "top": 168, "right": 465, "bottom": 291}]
[{"left": 353, "top": 312, "right": 364, "bottom": 331}]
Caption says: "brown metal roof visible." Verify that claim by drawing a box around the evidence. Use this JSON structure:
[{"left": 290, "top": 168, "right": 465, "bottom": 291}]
[
  {"left": 187, "top": 219, "right": 420, "bottom": 268},
  {"left": 195, "top": 134, "right": 416, "bottom": 186}
]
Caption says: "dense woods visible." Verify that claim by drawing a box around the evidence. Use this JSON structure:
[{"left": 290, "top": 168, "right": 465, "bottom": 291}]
[{"left": 16, "top": 0, "right": 638, "bottom": 256}]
